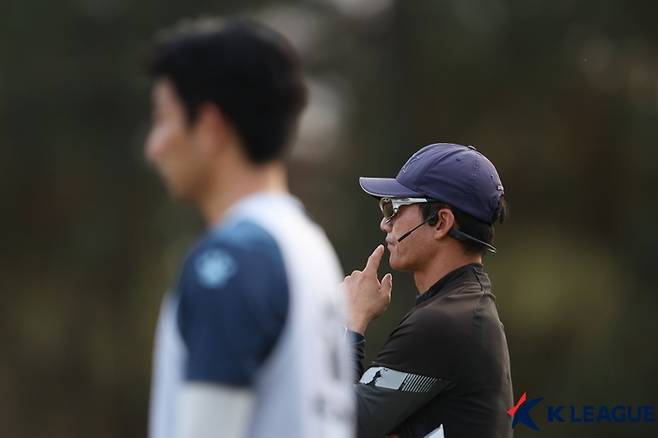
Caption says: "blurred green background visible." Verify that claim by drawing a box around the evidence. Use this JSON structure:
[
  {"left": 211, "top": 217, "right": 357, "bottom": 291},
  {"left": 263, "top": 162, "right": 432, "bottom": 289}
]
[{"left": 2, "top": 0, "right": 657, "bottom": 437}]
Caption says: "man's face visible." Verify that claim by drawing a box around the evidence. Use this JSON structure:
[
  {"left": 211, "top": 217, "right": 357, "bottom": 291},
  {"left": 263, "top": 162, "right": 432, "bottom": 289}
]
[
  {"left": 380, "top": 204, "right": 436, "bottom": 271},
  {"left": 145, "top": 78, "right": 210, "bottom": 200}
]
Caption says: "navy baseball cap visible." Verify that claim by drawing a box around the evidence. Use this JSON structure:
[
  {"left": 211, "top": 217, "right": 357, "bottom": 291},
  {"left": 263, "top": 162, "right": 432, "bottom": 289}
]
[{"left": 359, "top": 143, "right": 505, "bottom": 224}]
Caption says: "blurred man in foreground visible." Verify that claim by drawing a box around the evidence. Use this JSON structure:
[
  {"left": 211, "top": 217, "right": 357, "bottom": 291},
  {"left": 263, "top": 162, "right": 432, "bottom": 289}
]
[
  {"left": 145, "top": 18, "right": 353, "bottom": 438},
  {"left": 342, "top": 143, "right": 513, "bottom": 438}
]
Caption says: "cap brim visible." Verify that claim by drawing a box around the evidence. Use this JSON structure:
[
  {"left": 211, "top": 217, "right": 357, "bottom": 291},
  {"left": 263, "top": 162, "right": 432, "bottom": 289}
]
[{"left": 359, "top": 177, "right": 424, "bottom": 198}]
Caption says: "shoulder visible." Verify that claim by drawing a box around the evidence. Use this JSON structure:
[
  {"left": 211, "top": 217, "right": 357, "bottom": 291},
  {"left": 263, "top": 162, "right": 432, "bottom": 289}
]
[
  {"left": 175, "top": 219, "right": 290, "bottom": 348},
  {"left": 173, "top": 220, "right": 290, "bottom": 385},
  {"left": 373, "top": 295, "right": 483, "bottom": 378},
  {"left": 178, "top": 220, "right": 286, "bottom": 295}
]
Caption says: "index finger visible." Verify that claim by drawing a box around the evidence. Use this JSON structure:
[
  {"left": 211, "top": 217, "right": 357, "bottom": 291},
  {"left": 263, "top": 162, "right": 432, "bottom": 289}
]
[{"left": 363, "top": 244, "right": 385, "bottom": 275}]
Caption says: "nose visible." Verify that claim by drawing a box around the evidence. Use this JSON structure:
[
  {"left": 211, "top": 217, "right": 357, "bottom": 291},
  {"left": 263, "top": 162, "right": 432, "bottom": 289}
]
[
  {"left": 380, "top": 216, "right": 392, "bottom": 233},
  {"left": 145, "top": 129, "right": 161, "bottom": 165}
]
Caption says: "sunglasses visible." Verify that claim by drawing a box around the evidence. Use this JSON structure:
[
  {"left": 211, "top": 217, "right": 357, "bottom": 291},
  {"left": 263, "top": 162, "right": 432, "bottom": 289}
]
[{"left": 379, "top": 197, "right": 431, "bottom": 222}]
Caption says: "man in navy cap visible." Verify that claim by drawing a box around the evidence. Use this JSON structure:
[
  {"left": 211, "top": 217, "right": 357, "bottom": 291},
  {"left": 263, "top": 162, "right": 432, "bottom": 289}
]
[{"left": 342, "top": 143, "right": 513, "bottom": 438}]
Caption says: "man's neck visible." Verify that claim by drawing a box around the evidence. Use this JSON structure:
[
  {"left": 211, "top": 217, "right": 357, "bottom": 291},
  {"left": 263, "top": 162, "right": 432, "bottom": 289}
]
[
  {"left": 413, "top": 250, "right": 482, "bottom": 294},
  {"left": 198, "top": 161, "right": 288, "bottom": 226}
]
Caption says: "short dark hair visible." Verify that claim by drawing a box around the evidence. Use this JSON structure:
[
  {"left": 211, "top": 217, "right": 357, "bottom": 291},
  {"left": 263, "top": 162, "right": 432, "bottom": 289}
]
[
  {"left": 148, "top": 18, "right": 307, "bottom": 163},
  {"left": 421, "top": 197, "right": 508, "bottom": 255}
]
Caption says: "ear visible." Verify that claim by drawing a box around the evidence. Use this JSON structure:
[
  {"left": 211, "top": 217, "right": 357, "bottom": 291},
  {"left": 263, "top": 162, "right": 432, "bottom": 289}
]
[
  {"left": 193, "top": 103, "right": 231, "bottom": 155},
  {"left": 433, "top": 208, "right": 455, "bottom": 240}
]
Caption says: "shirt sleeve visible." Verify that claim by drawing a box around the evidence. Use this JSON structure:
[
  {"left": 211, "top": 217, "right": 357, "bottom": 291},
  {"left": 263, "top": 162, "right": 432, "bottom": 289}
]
[
  {"left": 352, "top": 310, "right": 456, "bottom": 438},
  {"left": 175, "top": 228, "right": 289, "bottom": 387},
  {"left": 348, "top": 330, "right": 366, "bottom": 382},
  {"left": 354, "top": 368, "right": 450, "bottom": 438}
]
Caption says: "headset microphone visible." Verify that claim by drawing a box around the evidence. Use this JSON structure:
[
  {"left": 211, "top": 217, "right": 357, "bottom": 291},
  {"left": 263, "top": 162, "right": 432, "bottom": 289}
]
[
  {"left": 396, "top": 213, "right": 497, "bottom": 253},
  {"left": 397, "top": 213, "right": 438, "bottom": 243}
]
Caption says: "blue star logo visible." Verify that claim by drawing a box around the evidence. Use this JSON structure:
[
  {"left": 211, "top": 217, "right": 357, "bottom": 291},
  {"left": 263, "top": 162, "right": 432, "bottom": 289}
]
[
  {"left": 508, "top": 392, "right": 544, "bottom": 431},
  {"left": 195, "top": 249, "right": 237, "bottom": 288}
]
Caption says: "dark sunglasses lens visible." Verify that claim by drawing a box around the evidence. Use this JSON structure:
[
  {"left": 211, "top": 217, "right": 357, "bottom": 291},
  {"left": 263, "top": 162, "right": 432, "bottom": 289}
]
[{"left": 380, "top": 199, "right": 394, "bottom": 219}]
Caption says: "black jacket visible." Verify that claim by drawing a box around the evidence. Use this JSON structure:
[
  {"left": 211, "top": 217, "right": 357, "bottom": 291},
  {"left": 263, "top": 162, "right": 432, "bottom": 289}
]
[{"left": 351, "top": 264, "right": 513, "bottom": 438}]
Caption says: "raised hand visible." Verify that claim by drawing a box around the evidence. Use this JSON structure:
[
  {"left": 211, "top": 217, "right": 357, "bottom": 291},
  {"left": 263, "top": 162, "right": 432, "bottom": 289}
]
[{"left": 340, "top": 245, "right": 393, "bottom": 335}]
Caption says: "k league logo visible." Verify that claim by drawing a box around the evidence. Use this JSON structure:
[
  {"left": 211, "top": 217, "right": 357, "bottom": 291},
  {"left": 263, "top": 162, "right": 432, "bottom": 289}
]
[
  {"left": 508, "top": 392, "right": 656, "bottom": 432},
  {"left": 508, "top": 392, "right": 543, "bottom": 431}
]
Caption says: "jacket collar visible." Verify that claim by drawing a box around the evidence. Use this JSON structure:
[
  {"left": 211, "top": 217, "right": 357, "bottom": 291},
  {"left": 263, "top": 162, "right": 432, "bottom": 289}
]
[{"left": 415, "top": 263, "right": 488, "bottom": 305}]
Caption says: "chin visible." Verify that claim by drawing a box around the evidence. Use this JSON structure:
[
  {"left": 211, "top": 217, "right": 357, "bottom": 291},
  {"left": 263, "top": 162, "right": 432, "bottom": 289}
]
[
  {"left": 157, "top": 172, "right": 189, "bottom": 200},
  {"left": 388, "top": 255, "right": 412, "bottom": 272},
  {"left": 171, "top": 186, "right": 196, "bottom": 202},
  {"left": 160, "top": 178, "right": 190, "bottom": 201}
]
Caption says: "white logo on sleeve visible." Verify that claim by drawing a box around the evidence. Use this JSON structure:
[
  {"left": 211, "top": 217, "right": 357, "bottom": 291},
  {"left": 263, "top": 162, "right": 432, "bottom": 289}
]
[
  {"left": 423, "top": 425, "right": 444, "bottom": 438},
  {"left": 195, "top": 249, "right": 238, "bottom": 288}
]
